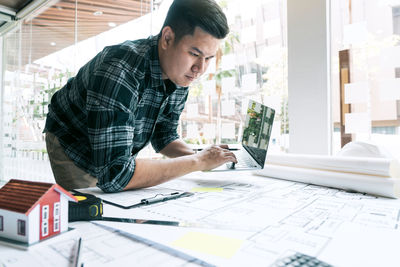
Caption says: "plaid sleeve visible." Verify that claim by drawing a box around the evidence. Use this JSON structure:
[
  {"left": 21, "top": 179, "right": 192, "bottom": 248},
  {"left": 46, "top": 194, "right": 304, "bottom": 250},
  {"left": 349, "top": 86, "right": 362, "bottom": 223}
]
[
  {"left": 87, "top": 62, "right": 139, "bottom": 193},
  {"left": 151, "top": 89, "right": 189, "bottom": 152}
]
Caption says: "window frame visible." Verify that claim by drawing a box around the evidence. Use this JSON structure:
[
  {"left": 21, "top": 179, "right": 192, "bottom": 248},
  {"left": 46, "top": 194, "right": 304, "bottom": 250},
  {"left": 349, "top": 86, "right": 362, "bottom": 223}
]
[
  {"left": 54, "top": 202, "right": 60, "bottom": 217},
  {"left": 393, "top": 6, "right": 400, "bottom": 34},
  {"left": 17, "top": 219, "right": 26, "bottom": 236},
  {"left": 42, "top": 205, "right": 49, "bottom": 220},
  {"left": 54, "top": 217, "right": 59, "bottom": 232},
  {"left": 42, "top": 221, "right": 48, "bottom": 236}
]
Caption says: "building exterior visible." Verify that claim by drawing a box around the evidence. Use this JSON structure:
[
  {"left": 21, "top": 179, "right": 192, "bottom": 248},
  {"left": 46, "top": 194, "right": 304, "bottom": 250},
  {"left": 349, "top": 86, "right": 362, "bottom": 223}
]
[{"left": 0, "top": 179, "right": 77, "bottom": 245}]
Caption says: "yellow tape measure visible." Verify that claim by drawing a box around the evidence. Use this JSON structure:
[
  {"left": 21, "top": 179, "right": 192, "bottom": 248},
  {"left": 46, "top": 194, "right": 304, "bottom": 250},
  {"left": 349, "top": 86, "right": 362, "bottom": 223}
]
[{"left": 69, "top": 191, "right": 103, "bottom": 222}]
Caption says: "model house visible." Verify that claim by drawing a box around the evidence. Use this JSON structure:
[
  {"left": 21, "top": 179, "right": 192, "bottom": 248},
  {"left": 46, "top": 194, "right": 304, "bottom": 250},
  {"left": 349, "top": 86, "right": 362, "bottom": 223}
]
[{"left": 0, "top": 179, "right": 77, "bottom": 245}]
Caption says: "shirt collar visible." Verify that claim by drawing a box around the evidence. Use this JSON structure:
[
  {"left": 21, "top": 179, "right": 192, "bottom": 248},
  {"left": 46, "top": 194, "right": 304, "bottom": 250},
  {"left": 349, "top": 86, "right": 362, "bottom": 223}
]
[{"left": 148, "top": 34, "right": 164, "bottom": 89}]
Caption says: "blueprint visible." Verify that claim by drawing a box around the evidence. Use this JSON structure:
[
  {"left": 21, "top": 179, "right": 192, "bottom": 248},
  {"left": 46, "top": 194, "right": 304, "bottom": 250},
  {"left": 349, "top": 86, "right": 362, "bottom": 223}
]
[
  {"left": 101, "top": 171, "right": 400, "bottom": 266},
  {"left": 131, "top": 171, "right": 400, "bottom": 232},
  {"left": 1, "top": 171, "right": 400, "bottom": 266},
  {"left": 0, "top": 222, "right": 195, "bottom": 267}
]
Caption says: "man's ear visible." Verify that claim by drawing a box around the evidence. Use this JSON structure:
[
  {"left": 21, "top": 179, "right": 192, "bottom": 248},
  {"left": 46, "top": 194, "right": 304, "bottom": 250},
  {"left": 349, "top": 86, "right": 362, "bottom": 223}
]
[{"left": 160, "top": 26, "right": 175, "bottom": 49}]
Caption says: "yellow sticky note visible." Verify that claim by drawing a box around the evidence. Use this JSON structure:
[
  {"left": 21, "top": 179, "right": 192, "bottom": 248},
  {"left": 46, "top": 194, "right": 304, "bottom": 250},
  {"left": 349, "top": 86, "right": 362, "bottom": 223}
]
[
  {"left": 191, "top": 187, "right": 224, "bottom": 192},
  {"left": 171, "top": 232, "right": 243, "bottom": 259}
]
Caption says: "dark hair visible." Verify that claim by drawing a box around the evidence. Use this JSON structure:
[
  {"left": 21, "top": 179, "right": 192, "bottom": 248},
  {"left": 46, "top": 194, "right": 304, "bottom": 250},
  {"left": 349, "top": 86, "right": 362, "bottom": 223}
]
[{"left": 161, "top": 0, "right": 229, "bottom": 43}]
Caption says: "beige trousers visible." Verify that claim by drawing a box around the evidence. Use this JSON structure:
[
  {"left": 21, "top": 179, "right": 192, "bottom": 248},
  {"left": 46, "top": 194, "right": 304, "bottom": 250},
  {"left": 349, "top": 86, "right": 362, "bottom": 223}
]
[{"left": 45, "top": 132, "right": 97, "bottom": 190}]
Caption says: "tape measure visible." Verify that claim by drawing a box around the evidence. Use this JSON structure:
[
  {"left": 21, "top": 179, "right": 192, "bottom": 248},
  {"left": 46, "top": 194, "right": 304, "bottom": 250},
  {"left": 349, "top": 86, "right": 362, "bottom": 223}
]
[{"left": 69, "top": 191, "right": 103, "bottom": 222}]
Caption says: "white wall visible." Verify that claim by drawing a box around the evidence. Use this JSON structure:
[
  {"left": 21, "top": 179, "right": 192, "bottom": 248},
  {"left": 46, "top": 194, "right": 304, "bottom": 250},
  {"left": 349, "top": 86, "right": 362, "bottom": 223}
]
[
  {"left": 0, "top": 209, "right": 29, "bottom": 243},
  {"left": 28, "top": 205, "right": 39, "bottom": 244},
  {"left": 60, "top": 196, "right": 69, "bottom": 232},
  {"left": 287, "top": 0, "right": 331, "bottom": 155}
]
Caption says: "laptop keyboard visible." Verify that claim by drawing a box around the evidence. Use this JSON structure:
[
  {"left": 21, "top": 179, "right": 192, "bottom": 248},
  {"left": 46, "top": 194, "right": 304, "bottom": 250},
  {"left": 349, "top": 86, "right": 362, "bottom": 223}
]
[{"left": 227, "top": 151, "right": 258, "bottom": 169}]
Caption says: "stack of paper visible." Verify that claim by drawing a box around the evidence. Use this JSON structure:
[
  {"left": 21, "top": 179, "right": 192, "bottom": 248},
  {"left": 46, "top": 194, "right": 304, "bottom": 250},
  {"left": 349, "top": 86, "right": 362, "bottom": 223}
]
[{"left": 254, "top": 154, "right": 400, "bottom": 198}]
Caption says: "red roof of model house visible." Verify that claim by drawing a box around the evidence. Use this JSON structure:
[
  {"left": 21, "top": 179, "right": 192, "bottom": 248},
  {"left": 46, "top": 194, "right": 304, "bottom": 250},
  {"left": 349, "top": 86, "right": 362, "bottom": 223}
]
[{"left": 0, "top": 179, "right": 77, "bottom": 215}]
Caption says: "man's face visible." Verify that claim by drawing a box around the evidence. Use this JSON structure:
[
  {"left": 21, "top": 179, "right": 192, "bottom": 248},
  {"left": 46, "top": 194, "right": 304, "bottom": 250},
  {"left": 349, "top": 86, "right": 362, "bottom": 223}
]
[{"left": 159, "top": 26, "right": 221, "bottom": 87}]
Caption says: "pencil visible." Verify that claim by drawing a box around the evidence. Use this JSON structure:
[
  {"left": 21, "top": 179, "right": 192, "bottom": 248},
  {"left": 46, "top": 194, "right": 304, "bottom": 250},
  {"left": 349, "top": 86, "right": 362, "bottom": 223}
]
[{"left": 74, "top": 237, "right": 82, "bottom": 267}]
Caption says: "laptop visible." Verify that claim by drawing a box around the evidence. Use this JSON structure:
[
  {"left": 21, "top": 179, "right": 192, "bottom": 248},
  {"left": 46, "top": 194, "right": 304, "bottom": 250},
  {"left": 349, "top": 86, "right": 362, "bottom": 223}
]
[{"left": 211, "top": 99, "right": 275, "bottom": 171}]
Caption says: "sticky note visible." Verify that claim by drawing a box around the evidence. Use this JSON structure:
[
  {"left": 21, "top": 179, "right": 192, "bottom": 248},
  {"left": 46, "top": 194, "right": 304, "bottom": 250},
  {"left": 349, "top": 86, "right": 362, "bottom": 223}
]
[
  {"left": 344, "top": 82, "right": 368, "bottom": 104},
  {"left": 263, "top": 95, "right": 281, "bottom": 114},
  {"left": 241, "top": 73, "right": 257, "bottom": 91},
  {"left": 345, "top": 113, "right": 371, "bottom": 134},
  {"left": 171, "top": 232, "right": 243, "bottom": 259},
  {"left": 380, "top": 46, "right": 400, "bottom": 69},
  {"left": 241, "top": 98, "right": 249, "bottom": 115},
  {"left": 238, "top": 2, "right": 257, "bottom": 21},
  {"left": 343, "top": 22, "right": 368, "bottom": 45},
  {"left": 378, "top": 79, "right": 400, "bottom": 101},
  {"left": 186, "top": 123, "right": 198, "bottom": 139},
  {"left": 241, "top": 25, "right": 256, "bottom": 43},
  {"left": 221, "top": 123, "right": 235, "bottom": 139},
  {"left": 204, "top": 96, "right": 209, "bottom": 114},
  {"left": 221, "top": 77, "right": 236, "bottom": 95},
  {"left": 203, "top": 124, "right": 216, "bottom": 139},
  {"left": 263, "top": 19, "right": 280, "bottom": 38},
  {"left": 203, "top": 80, "right": 216, "bottom": 96},
  {"left": 221, "top": 100, "right": 235, "bottom": 116},
  {"left": 191, "top": 187, "right": 224, "bottom": 192},
  {"left": 221, "top": 54, "right": 236, "bottom": 71},
  {"left": 186, "top": 103, "right": 199, "bottom": 118}
]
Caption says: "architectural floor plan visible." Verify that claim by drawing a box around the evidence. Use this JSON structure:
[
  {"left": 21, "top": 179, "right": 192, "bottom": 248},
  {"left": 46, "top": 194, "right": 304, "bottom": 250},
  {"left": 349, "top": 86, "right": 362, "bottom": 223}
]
[{"left": 1, "top": 171, "right": 400, "bottom": 266}]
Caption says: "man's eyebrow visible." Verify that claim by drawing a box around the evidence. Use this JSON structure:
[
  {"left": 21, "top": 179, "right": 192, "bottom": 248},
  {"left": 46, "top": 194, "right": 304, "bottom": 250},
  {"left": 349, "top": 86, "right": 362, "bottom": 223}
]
[
  {"left": 191, "top": 47, "right": 204, "bottom": 56},
  {"left": 191, "top": 47, "right": 216, "bottom": 58}
]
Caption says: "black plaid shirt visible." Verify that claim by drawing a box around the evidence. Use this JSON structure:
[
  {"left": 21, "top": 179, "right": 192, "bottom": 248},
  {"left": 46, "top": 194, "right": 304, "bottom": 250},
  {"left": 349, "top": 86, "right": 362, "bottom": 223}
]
[{"left": 44, "top": 35, "right": 189, "bottom": 192}]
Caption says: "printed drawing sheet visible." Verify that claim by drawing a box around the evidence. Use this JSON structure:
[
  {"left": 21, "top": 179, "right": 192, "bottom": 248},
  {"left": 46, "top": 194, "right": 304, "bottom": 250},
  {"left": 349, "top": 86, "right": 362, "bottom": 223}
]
[
  {"left": 0, "top": 222, "right": 194, "bottom": 267},
  {"left": 1, "top": 171, "right": 400, "bottom": 267},
  {"left": 99, "top": 171, "right": 400, "bottom": 267}
]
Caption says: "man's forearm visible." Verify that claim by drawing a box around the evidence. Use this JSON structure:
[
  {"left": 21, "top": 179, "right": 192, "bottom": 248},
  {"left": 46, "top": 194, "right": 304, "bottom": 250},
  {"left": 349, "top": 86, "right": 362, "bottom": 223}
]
[
  {"left": 124, "top": 155, "right": 200, "bottom": 190},
  {"left": 123, "top": 145, "right": 237, "bottom": 190},
  {"left": 159, "top": 139, "right": 195, "bottom": 158}
]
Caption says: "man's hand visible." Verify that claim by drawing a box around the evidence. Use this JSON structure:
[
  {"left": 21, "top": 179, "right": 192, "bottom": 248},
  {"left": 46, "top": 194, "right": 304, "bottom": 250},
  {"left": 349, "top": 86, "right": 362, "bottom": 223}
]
[
  {"left": 196, "top": 145, "right": 238, "bottom": 171},
  {"left": 124, "top": 144, "right": 237, "bottom": 190}
]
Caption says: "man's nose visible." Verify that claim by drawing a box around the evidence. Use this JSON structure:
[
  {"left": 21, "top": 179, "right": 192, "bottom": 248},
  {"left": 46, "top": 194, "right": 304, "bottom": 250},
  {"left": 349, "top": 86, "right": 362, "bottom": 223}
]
[{"left": 192, "top": 58, "right": 206, "bottom": 75}]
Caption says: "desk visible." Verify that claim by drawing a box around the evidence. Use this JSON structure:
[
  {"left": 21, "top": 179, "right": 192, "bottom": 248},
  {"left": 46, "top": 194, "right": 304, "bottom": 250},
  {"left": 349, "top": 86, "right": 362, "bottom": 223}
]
[{"left": 1, "top": 171, "right": 400, "bottom": 266}]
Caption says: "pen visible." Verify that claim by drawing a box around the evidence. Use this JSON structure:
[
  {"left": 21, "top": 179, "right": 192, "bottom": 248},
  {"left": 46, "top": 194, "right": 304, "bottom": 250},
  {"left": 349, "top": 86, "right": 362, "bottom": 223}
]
[
  {"left": 140, "top": 192, "right": 194, "bottom": 205},
  {"left": 100, "top": 191, "right": 194, "bottom": 209},
  {"left": 230, "top": 162, "right": 236, "bottom": 169},
  {"left": 74, "top": 237, "right": 83, "bottom": 267},
  {"left": 194, "top": 148, "right": 239, "bottom": 152}
]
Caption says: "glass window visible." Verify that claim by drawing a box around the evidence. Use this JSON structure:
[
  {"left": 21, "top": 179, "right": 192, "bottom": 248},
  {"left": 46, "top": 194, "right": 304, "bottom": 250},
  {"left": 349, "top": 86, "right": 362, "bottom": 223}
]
[
  {"left": 0, "top": 0, "right": 154, "bottom": 183},
  {"left": 0, "top": 215, "right": 3, "bottom": 231},
  {"left": 331, "top": 0, "right": 400, "bottom": 158},
  {"left": 54, "top": 218, "right": 60, "bottom": 232},
  {"left": 17, "top": 219, "right": 26, "bottom": 236},
  {"left": 42, "top": 221, "right": 48, "bottom": 236},
  {"left": 42, "top": 205, "right": 49, "bottom": 220},
  {"left": 0, "top": 0, "right": 288, "bottom": 184},
  {"left": 181, "top": 0, "right": 288, "bottom": 154},
  {"left": 54, "top": 202, "right": 60, "bottom": 217}
]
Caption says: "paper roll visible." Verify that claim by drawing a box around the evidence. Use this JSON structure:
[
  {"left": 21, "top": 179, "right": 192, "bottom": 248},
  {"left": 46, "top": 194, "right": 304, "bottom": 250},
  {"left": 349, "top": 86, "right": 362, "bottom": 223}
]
[
  {"left": 254, "top": 164, "right": 400, "bottom": 198},
  {"left": 266, "top": 154, "right": 400, "bottom": 178}
]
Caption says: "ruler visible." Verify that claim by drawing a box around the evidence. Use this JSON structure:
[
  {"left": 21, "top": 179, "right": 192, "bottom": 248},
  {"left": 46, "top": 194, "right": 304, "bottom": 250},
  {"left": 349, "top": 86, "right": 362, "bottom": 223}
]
[{"left": 92, "top": 221, "right": 216, "bottom": 267}]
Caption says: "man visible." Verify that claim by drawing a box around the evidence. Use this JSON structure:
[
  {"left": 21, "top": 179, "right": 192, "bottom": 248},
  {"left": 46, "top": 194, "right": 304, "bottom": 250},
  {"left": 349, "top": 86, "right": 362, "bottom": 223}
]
[{"left": 44, "top": 0, "right": 236, "bottom": 192}]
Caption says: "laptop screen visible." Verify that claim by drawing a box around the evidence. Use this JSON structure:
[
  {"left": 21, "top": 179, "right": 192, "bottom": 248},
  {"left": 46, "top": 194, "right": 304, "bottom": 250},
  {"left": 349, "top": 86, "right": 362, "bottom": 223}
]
[{"left": 242, "top": 100, "right": 275, "bottom": 167}]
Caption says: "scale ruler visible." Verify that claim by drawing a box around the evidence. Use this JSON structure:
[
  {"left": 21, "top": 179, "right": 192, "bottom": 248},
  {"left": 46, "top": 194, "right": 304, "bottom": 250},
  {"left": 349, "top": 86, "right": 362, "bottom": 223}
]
[{"left": 91, "top": 222, "right": 216, "bottom": 267}]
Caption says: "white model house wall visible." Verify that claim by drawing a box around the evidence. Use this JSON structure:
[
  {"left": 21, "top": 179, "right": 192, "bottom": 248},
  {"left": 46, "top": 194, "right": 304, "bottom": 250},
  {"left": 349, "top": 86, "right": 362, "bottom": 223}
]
[
  {"left": 28, "top": 205, "right": 40, "bottom": 244},
  {"left": 60, "top": 194, "right": 69, "bottom": 232},
  {"left": 0, "top": 205, "right": 39, "bottom": 244}
]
